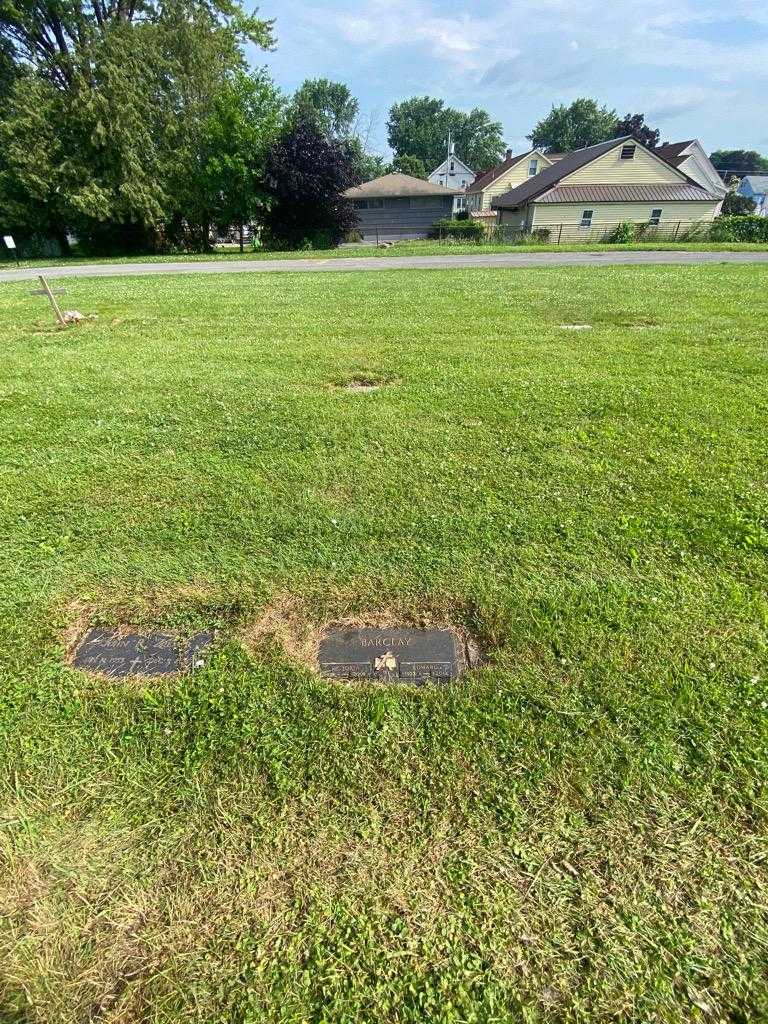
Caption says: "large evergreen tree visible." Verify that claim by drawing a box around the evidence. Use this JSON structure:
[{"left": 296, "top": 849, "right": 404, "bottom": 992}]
[{"left": 0, "top": 0, "right": 275, "bottom": 251}]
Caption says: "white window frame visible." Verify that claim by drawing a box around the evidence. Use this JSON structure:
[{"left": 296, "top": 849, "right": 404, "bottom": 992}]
[
  {"left": 649, "top": 208, "right": 662, "bottom": 225},
  {"left": 528, "top": 158, "right": 538, "bottom": 176},
  {"left": 580, "top": 209, "right": 594, "bottom": 228}
]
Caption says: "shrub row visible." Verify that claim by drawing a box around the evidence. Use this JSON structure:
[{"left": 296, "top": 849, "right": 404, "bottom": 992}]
[
  {"left": 709, "top": 215, "right": 768, "bottom": 242},
  {"left": 429, "top": 218, "right": 486, "bottom": 242}
]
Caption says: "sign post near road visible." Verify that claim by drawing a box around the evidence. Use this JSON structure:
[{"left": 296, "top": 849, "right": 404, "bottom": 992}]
[{"left": 3, "top": 235, "right": 19, "bottom": 266}]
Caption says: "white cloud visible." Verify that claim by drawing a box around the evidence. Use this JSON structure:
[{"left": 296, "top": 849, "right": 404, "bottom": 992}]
[{"left": 258, "top": 0, "right": 768, "bottom": 154}]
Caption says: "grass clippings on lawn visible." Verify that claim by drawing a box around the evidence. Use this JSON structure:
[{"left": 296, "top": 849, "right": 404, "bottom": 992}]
[{"left": 1, "top": 263, "right": 768, "bottom": 1023}]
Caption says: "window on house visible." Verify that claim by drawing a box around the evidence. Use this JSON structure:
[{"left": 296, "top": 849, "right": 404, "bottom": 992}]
[
  {"left": 528, "top": 158, "right": 538, "bottom": 176},
  {"left": 649, "top": 208, "right": 662, "bottom": 225},
  {"left": 450, "top": 160, "right": 455, "bottom": 171},
  {"left": 353, "top": 200, "right": 367, "bottom": 210},
  {"left": 620, "top": 144, "right": 636, "bottom": 160},
  {"left": 580, "top": 209, "right": 594, "bottom": 227},
  {"left": 369, "top": 198, "right": 384, "bottom": 209}
]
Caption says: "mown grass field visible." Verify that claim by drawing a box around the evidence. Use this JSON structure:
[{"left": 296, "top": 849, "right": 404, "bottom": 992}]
[
  {"left": 1, "top": 264, "right": 767, "bottom": 1023},
  {"left": 2, "top": 237, "right": 768, "bottom": 272}
]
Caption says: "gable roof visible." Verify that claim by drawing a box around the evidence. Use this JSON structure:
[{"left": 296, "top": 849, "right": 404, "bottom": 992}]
[
  {"left": 656, "top": 140, "right": 696, "bottom": 166},
  {"left": 429, "top": 153, "right": 474, "bottom": 176},
  {"left": 344, "top": 173, "right": 461, "bottom": 198},
  {"left": 491, "top": 137, "right": 625, "bottom": 208},
  {"left": 491, "top": 136, "right": 718, "bottom": 209},
  {"left": 467, "top": 150, "right": 537, "bottom": 194}
]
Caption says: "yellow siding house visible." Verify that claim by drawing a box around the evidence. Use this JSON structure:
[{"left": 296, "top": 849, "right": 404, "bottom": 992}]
[
  {"left": 466, "top": 149, "right": 559, "bottom": 214},
  {"left": 491, "top": 137, "right": 722, "bottom": 240}
]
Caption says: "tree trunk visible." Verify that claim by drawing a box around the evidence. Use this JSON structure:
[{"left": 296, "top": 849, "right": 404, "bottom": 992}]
[{"left": 239, "top": 221, "right": 244, "bottom": 253}]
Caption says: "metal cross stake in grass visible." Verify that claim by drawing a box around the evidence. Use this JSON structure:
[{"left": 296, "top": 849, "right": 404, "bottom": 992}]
[{"left": 31, "top": 275, "right": 67, "bottom": 326}]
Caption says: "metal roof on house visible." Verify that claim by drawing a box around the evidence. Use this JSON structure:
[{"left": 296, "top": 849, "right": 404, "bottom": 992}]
[
  {"left": 466, "top": 151, "right": 534, "bottom": 194},
  {"left": 344, "top": 173, "right": 461, "bottom": 198},
  {"left": 536, "top": 183, "right": 719, "bottom": 203},
  {"left": 491, "top": 136, "right": 715, "bottom": 209},
  {"left": 491, "top": 137, "right": 626, "bottom": 208}
]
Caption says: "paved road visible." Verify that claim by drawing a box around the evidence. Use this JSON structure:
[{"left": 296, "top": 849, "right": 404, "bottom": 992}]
[{"left": 2, "top": 249, "right": 768, "bottom": 283}]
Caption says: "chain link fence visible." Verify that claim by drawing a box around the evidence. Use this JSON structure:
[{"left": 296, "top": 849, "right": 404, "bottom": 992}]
[{"left": 447, "top": 219, "right": 717, "bottom": 245}]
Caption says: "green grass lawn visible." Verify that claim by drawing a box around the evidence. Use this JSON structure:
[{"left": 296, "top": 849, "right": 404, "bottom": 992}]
[
  {"left": 1, "top": 265, "right": 767, "bottom": 1023},
  {"left": 2, "top": 236, "right": 768, "bottom": 271}
]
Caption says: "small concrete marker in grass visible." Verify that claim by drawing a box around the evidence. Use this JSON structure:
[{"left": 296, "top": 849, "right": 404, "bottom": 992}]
[
  {"left": 72, "top": 627, "right": 214, "bottom": 678},
  {"left": 558, "top": 324, "right": 592, "bottom": 330},
  {"left": 318, "top": 627, "right": 465, "bottom": 684}
]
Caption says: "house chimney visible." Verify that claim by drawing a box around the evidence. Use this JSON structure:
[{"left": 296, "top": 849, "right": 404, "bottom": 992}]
[{"left": 505, "top": 148, "right": 512, "bottom": 159}]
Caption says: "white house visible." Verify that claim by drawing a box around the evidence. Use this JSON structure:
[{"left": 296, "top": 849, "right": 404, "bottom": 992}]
[
  {"left": 428, "top": 139, "right": 475, "bottom": 212},
  {"left": 655, "top": 140, "right": 727, "bottom": 204}
]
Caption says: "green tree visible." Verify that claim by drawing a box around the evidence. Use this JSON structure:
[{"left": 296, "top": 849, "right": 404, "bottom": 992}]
[
  {"left": 390, "top": 154, "right": 426, "bottom": 178},
  {"left": 198, "top": 69, "right": 284, "bottom": 252},
  {"left": 293, "top": 78, "right": 358, "bottom": 138},
  {"left": 0, "top": 0, "right": 275, "bottom": 252},
  {"left": 710, "top": 149, "right": 768, "bottom": 179},
  {"left": 721, "top": 191, "right": 757, "bottom": 215},
  {"left": 387, "top": 97, "right": 504, "bottom": 172},
  {"left": 528, "top": 98, "right": 618, "bottom": 152},
  {"left": 0, "top": 0, "right": 273, "bottom": 86}
]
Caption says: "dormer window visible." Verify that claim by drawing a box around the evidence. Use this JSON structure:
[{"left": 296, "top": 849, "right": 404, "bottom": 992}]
[
  {"left": 528, "top": 158, "right": 538, "bottom": 176},
  {"left": 450, "top": 160, "right": 455, "bottom": 172},
  {"left": 620, "top": 144, "right": 636, "bottom": 160}
]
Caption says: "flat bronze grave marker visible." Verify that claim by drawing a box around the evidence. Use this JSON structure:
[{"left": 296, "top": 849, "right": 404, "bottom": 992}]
[
  {"left": 73, "top": 628, "right": 214, "bottom": 678},
  {"left": 318, "top": 627, "right": 464, "bottom": 684}
]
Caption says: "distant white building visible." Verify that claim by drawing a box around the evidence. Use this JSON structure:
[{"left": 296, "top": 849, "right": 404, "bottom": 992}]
[{"left": 429, "top": 137, "right": 475, "bottom": 213}]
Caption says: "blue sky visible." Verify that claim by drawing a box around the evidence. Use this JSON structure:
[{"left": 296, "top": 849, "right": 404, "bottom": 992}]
[{"left": 252, "top": 0, "right": 767, "bottom": 163}]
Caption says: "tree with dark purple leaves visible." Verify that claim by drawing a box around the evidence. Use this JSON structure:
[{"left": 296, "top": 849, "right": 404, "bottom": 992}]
[
  {"left": 614, "top": 113, "right": 661, "bottom": 149},
  {"left": 261, "top": 117, "right": 360, "bottom": 251}
]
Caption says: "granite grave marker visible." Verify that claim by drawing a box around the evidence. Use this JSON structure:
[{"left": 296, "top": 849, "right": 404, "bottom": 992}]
[
  {"left": 73, "top": 628, "right": 214, "bottom": 678},
  {"left": 318, "top": 627, "right": 464, "bottom": 684}
]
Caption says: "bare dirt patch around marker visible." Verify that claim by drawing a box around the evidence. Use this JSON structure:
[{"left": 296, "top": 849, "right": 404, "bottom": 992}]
[
  {"left": 241, "top": 596, "right": 479, "bottom": 686},
  {"left": 330, "top": 372, "right": 397, "bottom": 393}
]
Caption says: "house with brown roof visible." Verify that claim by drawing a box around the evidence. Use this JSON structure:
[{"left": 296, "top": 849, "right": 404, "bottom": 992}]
[
  {"left": 343, "top": 173, "right": 461, "bottom": 242},
  {"left": 491, "top": 136, "right": 723, "bottom": 240},
  {"left": 466, "top": 148, "right": 561, "bottom": 217}
]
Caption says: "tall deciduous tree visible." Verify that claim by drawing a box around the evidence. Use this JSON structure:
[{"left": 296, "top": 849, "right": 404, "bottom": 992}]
[
  {"left": 198, "top": 69, "right": 284, "bottom": 251},
  {"left": 261, "top": 117, "right": 359, "bottom": 250},
  {"left": 293, "top": 78, "right": 358, "bottom": 138},
  {"left": 614, "top": 113, "right": 660, "bottom": 148},
  {"left": 528, "top": 98, "right": 618, "bottom": 152},
  {"left": 387, "top": 97, "right": 504, "bottom": 172},
  {"left": 710, "top": 149, "right": 768, "bottom": 178},
  {"left": 390, "top": 154, "right": 426, "bottom": 178}
]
